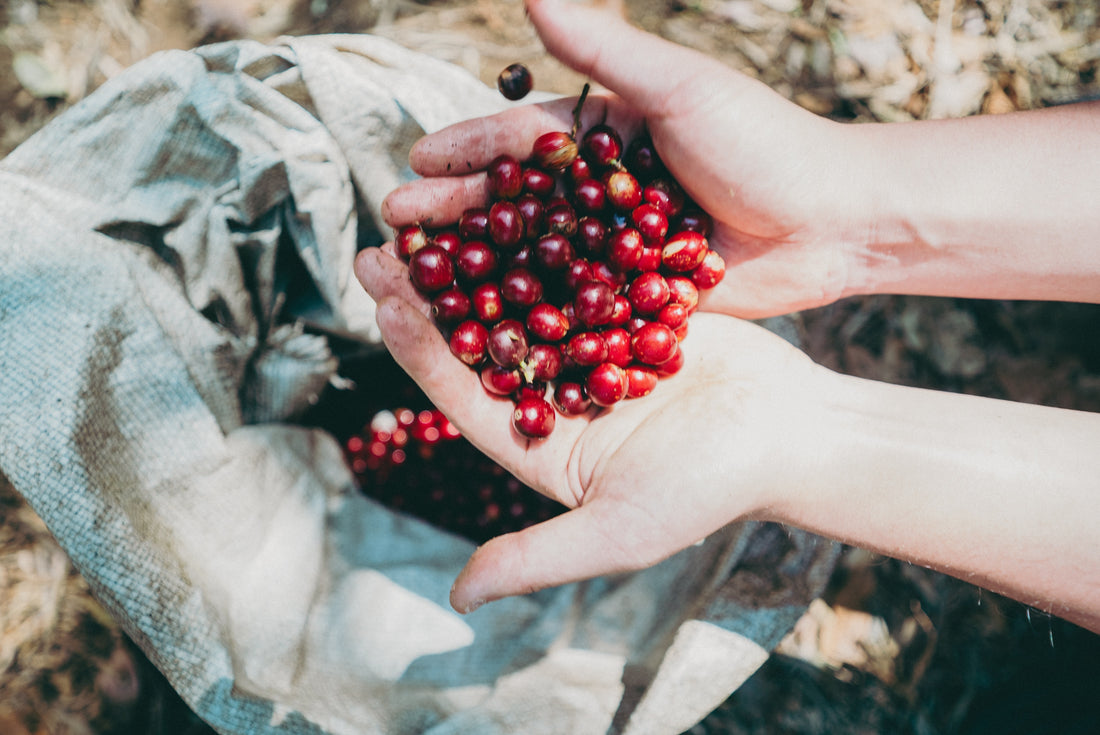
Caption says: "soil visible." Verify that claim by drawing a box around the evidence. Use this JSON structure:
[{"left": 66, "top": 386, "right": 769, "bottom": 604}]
[{"left": 2, "top": 1, "right": 1099, "bottom": 733}]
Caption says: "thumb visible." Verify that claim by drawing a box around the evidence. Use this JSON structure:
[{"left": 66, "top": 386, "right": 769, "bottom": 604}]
[
  {"left": 450, "top": 502, "right": 654, "bottom": 613},
  {"left": 524, "top": 0, "right": 729, "bottom": 115}
]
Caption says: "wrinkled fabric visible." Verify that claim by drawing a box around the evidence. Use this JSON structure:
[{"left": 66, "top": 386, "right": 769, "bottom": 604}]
[{"left": 0, "top": 35, "right": 839, "bottom": 735}]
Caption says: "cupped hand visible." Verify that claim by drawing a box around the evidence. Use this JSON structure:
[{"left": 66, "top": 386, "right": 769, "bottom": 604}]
[
  {"left": 355, "top": 245, "right": 833, "bottom": 612},
  {"left": 381, "top": 0, "right": 870, "bottom": 319}
]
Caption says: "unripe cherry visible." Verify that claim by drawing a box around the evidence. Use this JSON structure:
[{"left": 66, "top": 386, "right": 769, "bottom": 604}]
[{"left": 532, "top": 131, "right": 579, "bottom": 171}]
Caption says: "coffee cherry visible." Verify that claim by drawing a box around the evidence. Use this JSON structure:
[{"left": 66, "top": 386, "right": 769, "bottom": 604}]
[
  {"left": 432, "top": 230, "right": 463, "bottom": 257},
  {"left": 500, "top": 267, "right": 544, "bottom": 308},
  {"left": 691, "top": 249, "right": 727, "bottom": 289},
  {"left": 626, "top": 271, "right": 671, "bottom": 315},
  {"left": 545, "top": 201, "right": 578, "bottom": 237},
  {"left": 512, "top": 396, "right": 555, "bottom": 438},
  {"left": 632, "top": 203, "right": 669, "bottom": 244},
  {"left": 675, "top": 208, "right": 713, "bottom": 237},
  {"left": 487, "top": 319, "right": 529, "bottom": 368},
  {"left": 656, "top": 345, "right": 685, "bottom": 376},
  {"left": 534, "top": 233, "right": 575, "bottom": 271},
  {"left": 526, "top": 303, "right": 570, "bottom": 342},
  {"left": 573, "top": 280, "right": 615, "bottom": 327},
  {"left": 482, "top": 364, "right": 523, "bottom": 395},
  {"left": 606, "top": 228, "right": 644, "bottom": 272},
  {"left": 586, "top": 362, "right": 627, "bottom": 406},
  {"left": 604, "top": 170, "right": 642, "bottom": 211},
  {"left": 573, "top": 177, "right": 607, "bottom": 214},
  {"left": 408, "top": 244, "right": 455, "bottom": 293},
  {"left": 553, "top": 381, "right": 591, "bottom": 415},
  {"left": 455, "top": 240, "right": 498, "bottom": 283},
  {"left": 532, "top": 131, "right": 579, "bottom": 171},
  {"left": 523, "top": 343, "right": 564, "bottom": 382},
  {"left": 608, "top": 294, "right": 632, "bottom": 326},
  {"left": 643, "top": 179, "right": 685, "bottom": 217},
  {"left": 488, "top": 200, "right": 525, "bottom": 248},
  {"left": 624, "top": 135, "right": 665, "bottom": 181},
  {"left": 431, "top": 287, "right": 471, "bottom": 325},
  {"left": 450, "top": 320, "right": 489, "bottom": 365},
  {"left": 458, "top": 208, "right": 489, "bottom": 240},
  {"left": 631, "top": 322, "right": 678, "bottom": 365},
  {"left": 576, "top": 216, "right": 609, "bottom": 256},
  {"left": 515, "top": 194, "right": 546, "bottom": 239},
  {"left": 565, "top": 331, "right": 608, "bottom": 366},
  {"left": 471, "top": 282, "right": 505, "bottom": 323},
  {"left": 497, "top": 63, "right": 533, "bottom": 101},
  {"left": 625, "top": 365, "right": 659, "bottom": 398},
  {"left": 657, "top": 302, "right": 689, "bottom": 330},
  {"left": 581, "top": 124, "right": 623, "bottom": 169},
  {"left": 523, "top": 167, "right": 555, "bottom": 198},
  {"left": 487, "top": 154, "right": 524, "bottom": 199},
  {"left": 662, "top": 230, "right": 708, "bottom": 272},
  {"left": 602, "top": 328, "right": 633, "bottom": 367},
  {"left": 395, "top": 224, "right": 429, "bottom": 260},
  {"left": 666, "top": 276, "right": 700, "bottom": 313}
]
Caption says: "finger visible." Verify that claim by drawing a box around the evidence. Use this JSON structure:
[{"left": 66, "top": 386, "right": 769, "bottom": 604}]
[
  {"left": 524, "top": 0, "right": 731, "bottom": 117},
  {"left": 381, "top": 173, "right": 488, "bottom": 229},
  {"left": 449, "top": 501, "right": 666, "bottom": 613}
]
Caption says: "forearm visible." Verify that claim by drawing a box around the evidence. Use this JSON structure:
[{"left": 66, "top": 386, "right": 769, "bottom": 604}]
[
  {"left": 769, "top": 371, "right": 1100, "bottom": 632},
  {"left": 843, "top": 101, "right": 1100, "bottom": 303}
]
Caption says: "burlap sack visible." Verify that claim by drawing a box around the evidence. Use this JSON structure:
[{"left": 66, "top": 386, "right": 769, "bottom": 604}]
[{"left": 0, "top": 34, "right": 839, "bottom": 734}]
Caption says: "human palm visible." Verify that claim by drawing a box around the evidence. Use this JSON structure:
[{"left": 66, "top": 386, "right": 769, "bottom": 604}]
[{"left": 354, "top": 245, "right": 828, "bottom": 610}]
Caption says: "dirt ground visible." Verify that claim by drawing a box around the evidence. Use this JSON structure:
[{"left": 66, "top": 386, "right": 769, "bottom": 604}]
[{"left": 2, "top": 0, "right": 1100, "bottom": 733}]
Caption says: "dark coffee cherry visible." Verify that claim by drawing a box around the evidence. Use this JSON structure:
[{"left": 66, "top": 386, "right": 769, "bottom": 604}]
[
  {"left": 455, "top": 240, "right": 498, "bottom": 283},
  {"left": 497, "top": 63, "right": 533, "bottom": 101},
  {"left": 408, "top": 244, "right": 455, "bottom": 293},
  {"left": 553, "top": 381, "right": 591, "bottom": 415},
  {"left": 545, "top": 201, "right": 578, "bottom": 237},
  {"left": 565, "top": 258, "right": 595, "bottom": 292},
  {"left": 515, "top": 194, "right": 546, "bottom": 240},
  {"left": 568, "top": 155, "right": 592, "bottom": 183},
  {"left": 431, "top": 229, "right": 463, "bottom": 257},
  {"left": 487, "top": 154, "right": 524, "bottom": 200},
  {"left": 459, "top": 208, "right": 490, "bottom": 240},
  {"left": 431, "top": 287, "right": 471, "bottom": 325},
  {"left": 643, "top": 179, "right": 685, "bottom": 217},
  {"left": 565, "top": 331, "right": 608, "bottom": 366},
  {"left": 487, "top": 319, "right": 529, "bottom": 369},
  {"left": 572, "top": 178, "right": 606, "bottom": 214},
  {"left": 675, "top": 208, "right": 713, "bottom": 237},
  {"left": 576, "top": 216, "right": 609, "bottom": 257},
  {"left": 581, "top": 124, "right": 623, "bottom": 169},
  {"left": 625, "top": 135, "right": 665, "bottom": 181},
  {"left": 573, "top": 280, "right": 615, "bottom": 327},
  {"left": 523, "top": 167, "right": 556, "bottom": 198},
  {"left": 488, "top": 200, "right": 525, "bottom": 249},
  {"left": 534, "top": 233, "right": 575, "bottom": 271},
  {"left": 500, "top": 267, "right": 544, "bottom": 308}
]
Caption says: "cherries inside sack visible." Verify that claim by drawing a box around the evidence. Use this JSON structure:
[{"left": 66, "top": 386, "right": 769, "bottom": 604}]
[
  {"left": 396, "top": 83, "right": 726, "bottom": 440},
  {"left": 303, "top": 348, "right": 564, "bottom": 545}
]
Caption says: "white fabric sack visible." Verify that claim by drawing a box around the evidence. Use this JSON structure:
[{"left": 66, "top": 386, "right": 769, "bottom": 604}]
[{"left": 0, "top": 35, "right": 839, "bottom": 734}]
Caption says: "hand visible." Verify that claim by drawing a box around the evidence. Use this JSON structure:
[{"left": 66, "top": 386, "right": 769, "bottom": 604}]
[
  {"left": 381, "top": 0, "right": 870, "bottom": 319},
  {"left": 355, "top": 245, "right": 832, "bottom": 612}
]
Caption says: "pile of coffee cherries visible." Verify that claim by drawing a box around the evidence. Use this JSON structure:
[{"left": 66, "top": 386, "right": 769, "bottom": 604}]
[{"left": 395, "top": 89, "right": 724, "bottom": 439}]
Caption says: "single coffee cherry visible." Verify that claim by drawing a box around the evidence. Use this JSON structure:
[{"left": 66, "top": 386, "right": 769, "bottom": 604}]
[
  {"left": 631, "top": 322, "right": 678, "bottom": 365},
  {"left": 395, "top": 224, "right": 429, "bottom": 260},
  {"left": 604, "top": 170, "right": 642, "bottom": 211},
  {"left": 487, "top": 154, "right": 524, "bottom": 200},
  {"left": 431, "top": 229, "right": 462, "bottom": 257},
  {"left": 526, "top": 302, "right": 570, "bottom": 342},
  {"left": 482, "top": 364, "right": 523, "bottom": 396},
  {"left": 662, "top": 230, "right": 709, "bottom": 272},
  {"left": 515, "top": 194, "right": 546, "bottom": 240},
  {"left": 455, "top": 240, "right": 498, "bottom": 283},
  {"left": 534, "top": 233, "right": 575, "bottom": 271},
  {"left": 523, "top": 343, "right": 564, "bottom": 382},
  {"left": 487, "top": 319, "right": 529, "bottom": 369},
  {"left": 553, "top": 381, "right": 591, "bottom": 415},
  {"left": 581, "top": 124, "right": 623, "bottom": 169},
  {"left": 500, "top": 267, "right": 544, "bottom": 308},
  {"left": 523, "top": 167, "right": 556, "bottom": 198},
  {"left": 497, "top": 63, "right": 533, "bottom": 101},
  {"left": 532, "top": 131, "right": 579, "bottom": 171},
  {"left": 606, "top": 228, "right": 644, "bottom": 272},
  {"left": 602, "top": 327, "right": 633, "bottom": 367},
  {"left": 625, "top": 365, "right": 659, "bottom": 398},
  {"left": 470, "top": 282, "right": 504, "bottom": 323},
  {"left": 488, "top": 200, "right": 525, "bottom": 248},
  {"left": 449, "top": 320, "right": 489, "bottom": 366},
  {"left": 512, "top": 396, "right": 555, "bottom": 438},
  {"left": 573, "top": 280, "right": 615, "bottom": 327},
  {"left": 626, "top": 271, "right": 671, "bottom": 315},
  {"left": 408, "top": 244, "right": 455, "bottom": 293},
  {"left": 431, "top": 287, "right": 471, "bottom": 325},
  {"left": 666, "top": 276, "right": 700, "bottom": 313},
  {"left": 565, "top": 331, "right": 608, "bottom": 366},
  {"left": 632, "top": 203, "right": 669, "bottom": 244},
  {"left": 459, "top": 208, "right": 490, "bottom": 240},
  {"left": 586, "top": 362, "right": 627, "bottom": 406},
  {"left": 691, "top": 249, "right": 727, "bottom": 289}
]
